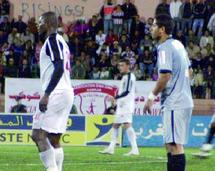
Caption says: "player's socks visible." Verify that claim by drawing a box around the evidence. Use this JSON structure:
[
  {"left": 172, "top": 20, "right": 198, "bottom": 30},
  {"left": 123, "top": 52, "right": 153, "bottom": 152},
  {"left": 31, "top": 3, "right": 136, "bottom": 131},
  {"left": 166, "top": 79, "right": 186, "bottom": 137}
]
[
  {"left": 167, "top": 153, "right": 172, "bottom": 171},
  {"left": 108, "top": 128, "right": 119, "bottom": 150},
  {"left": 39, "top": 146, "right": 58, "bottom": 170},
  {"left": 126, "top": 127, "right": 138, "bottom": 153},
  {"left": 54, "top": 147, "right": 64, "bottom": 171},
  {"left": 171, "top": 154, "right": 186, "bottom": 171},
  {"left": 206, "top": 126, "right": 215, "bottom": 144}
]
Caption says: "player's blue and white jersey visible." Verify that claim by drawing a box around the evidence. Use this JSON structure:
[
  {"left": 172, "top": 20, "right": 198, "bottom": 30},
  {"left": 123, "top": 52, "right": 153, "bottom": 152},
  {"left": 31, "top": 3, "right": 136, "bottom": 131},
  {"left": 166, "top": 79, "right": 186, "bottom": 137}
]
[
  {"left": 40, "top": 33, "right": 72, "bottom": 92},
  {"left": 157, "top": 38, "right": 193, "bottom": 110},
  {"left": 116, "top": 72, "right": 136, "bottom": 114}
]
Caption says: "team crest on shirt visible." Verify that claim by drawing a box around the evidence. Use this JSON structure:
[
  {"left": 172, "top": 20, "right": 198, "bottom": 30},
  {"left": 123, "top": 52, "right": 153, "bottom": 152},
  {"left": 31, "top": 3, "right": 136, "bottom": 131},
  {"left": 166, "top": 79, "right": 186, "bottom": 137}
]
[{"left": 73, "top": 83, "right": 118, "bottom": 115}]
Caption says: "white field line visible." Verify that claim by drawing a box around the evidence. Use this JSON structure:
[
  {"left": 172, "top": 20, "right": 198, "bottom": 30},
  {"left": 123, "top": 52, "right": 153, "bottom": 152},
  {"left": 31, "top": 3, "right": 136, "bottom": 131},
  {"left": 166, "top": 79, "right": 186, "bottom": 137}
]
[{"left": 0, "top": 160, "right": 166, "bottom": 167}]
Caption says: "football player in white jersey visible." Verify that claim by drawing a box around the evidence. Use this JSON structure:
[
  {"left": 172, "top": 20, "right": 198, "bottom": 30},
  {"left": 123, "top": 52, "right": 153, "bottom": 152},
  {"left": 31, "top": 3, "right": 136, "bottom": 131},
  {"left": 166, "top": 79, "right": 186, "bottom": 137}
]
[
  {"left": 99, "top": 59, "right": 139, "bottom": 156},
  {"left": 31, "top": 12, "right": 74, "bottom": 171}
]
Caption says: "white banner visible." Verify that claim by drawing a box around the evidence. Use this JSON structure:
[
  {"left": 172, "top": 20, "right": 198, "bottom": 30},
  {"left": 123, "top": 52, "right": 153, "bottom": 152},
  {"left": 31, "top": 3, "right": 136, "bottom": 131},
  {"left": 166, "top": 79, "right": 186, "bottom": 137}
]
[{"left": 5, "top": 78, "right": 161, "bottom": 115}]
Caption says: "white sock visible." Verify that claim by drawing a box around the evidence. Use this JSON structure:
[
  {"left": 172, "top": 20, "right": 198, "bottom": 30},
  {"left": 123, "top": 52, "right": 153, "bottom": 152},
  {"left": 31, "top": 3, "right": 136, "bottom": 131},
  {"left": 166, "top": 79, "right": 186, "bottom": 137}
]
[
  {"left": 54, "top": 148, "right": 64, "bottom": 171},
  {"left": 108, "top": 128, "right": 119, "bottom": 150},
  {"left": 39, "top": 146, "right": 58, "bottom": 170},
  {"left": 126, "top": 127, "right": 138, "bottom": 152}
]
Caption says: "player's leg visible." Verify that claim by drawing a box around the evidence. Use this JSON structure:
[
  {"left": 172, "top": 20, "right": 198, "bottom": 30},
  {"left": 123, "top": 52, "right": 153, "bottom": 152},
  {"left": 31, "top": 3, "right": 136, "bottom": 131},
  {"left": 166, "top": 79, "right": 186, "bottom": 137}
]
[
  {"left": 48, "top": 133, "right": 64, "bottom": 171},
  {"left": 167, "top": 143, "right": 185, "bottom": 171},
  {"left": 163, "top": 109, "right": 191, "bottom": 171},
  {"left": 99, "top": 123, "right": 121, "bottom": 154},
  {"left": 123, "top": 123, "right": 139, "bottom": 156},
  {"left": 201, "top": 115, "right": 215, "bottom": 152},
  {"left": 165, "top": 144, "right": 172, "bottom": 171},
  {"left": 32, "top": 129, "right": 58, "bottom": 171}
]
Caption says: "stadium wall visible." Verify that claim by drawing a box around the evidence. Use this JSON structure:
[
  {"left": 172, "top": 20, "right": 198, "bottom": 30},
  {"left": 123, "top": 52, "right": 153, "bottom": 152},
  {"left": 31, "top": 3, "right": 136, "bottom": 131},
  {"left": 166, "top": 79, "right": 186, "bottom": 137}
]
[{"left": 9, "top": 0, "right": 160, "bottom": 22}]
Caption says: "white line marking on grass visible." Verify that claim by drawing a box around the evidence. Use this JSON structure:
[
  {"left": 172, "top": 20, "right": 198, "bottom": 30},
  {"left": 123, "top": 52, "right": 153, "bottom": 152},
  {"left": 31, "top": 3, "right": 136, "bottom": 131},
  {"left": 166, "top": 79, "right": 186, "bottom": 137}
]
[{"left": 0, "top": 160, "right": 166, "bottom": 167}]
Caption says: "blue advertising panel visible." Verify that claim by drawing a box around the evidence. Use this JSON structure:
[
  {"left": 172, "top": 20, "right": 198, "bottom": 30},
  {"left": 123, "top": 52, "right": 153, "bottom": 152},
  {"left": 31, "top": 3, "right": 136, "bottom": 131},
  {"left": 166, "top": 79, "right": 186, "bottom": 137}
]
[
  {"left": 0, "top": 114, "right": 85, "bottom": 131},
  {"left": 122, "top": 115, "right": 212, "bottom": 147}
]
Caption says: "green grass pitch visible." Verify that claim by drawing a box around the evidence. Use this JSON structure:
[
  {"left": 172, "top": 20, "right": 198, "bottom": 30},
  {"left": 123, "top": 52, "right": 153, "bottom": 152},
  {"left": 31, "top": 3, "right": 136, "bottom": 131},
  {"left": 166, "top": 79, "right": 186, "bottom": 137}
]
[{"left": 0, "top": 145, "right": 214, "bottom": 171}]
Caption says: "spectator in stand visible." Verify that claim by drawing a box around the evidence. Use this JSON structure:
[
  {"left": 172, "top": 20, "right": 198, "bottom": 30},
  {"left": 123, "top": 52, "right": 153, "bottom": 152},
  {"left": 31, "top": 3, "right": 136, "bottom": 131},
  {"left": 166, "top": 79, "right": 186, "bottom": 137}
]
[
  {"left": 70, "top": 37, "right": 83, "bottom": 57},
  {"left": 58, "top": 16, "right": 68, "bottom": 34},
  {"left": 207, "top": 11, "right": 215, "bottom": 37},
  {"left": 175, "top": 30, "right": 187, "bottom": 46},
  {"left": 0, "top": 0, "right": 10, "bottom": 22},
  {"left": 181, "top": 0, "right": 193, "bottom": 34},
  {"left": 97, "top": 52, "right": 109, "bottom": 68},
  {"left": 88, "top": 15, "right": 100, "bottom": 40},
  {"left": 204, "top": 65, "right": 215, "bottom": 99},
  {"left": 199, "top": 30, "right": 214, "bottom": 49},
  {"left": 201, "top": 43, "right": 215, "bottom": 57},
  {"left": 13, "top": 15, "right": 27, "bottom": 33},
  {"left": 112, "top": 4, "right": 124, "bottom": 37},
  {"left": 96, "top": 30, "right": 106, "bottom": 46},
  {"left": 96, "top": 43, "right": 110, "bottom": 56},
  {"left": 186, "top": 29, "right": 199, "bottom": 45},
  {"left": 192, "top": 51, "right": 203, "bottom": 69},
  {"left": 155, "top": 0, "right": 170, "bottom": 16},
  {"left": 91, "top": 67, "right": 100, "bottom": 79},
  {"left": 142, "top": 49, "right": 154, "bottom": 76},
  {"left": 192, "top": 0, "right": 207, "bottom": 36},
  {"left": 186, "top": 40, "right": 201, "bottom": 59},
  {"left": 4, "top": 57, "right": 17, "bottom": 77},
  {"left": 100, "top": 0, "right": 116, "bottom": 34},
  {"left": 72, "top": 59, "right": 86, "bottom": 79},
  {"left": 27, "top": 17, "right": 38, "bottom": 41},
  {"left": 0, "top": 16, "right": 11, "bottom": 34},
  {"left": 100, "top": 67, "right": 110, "bottom": 79},
  {"left": 130, "top": 15, "right": 145, "bottom": 40},
  {"left": 170, "top": 0, "right": 182, "bottom": 32},
  {"left": 119, "top": 34, "right": 130, "bottom": 51},
  {"left": 111, "top": 41, "right": 122, "bottom": 56},
  {"left": 18, "top": 58, "right": 31, "bottom": 78},
  {"left": 145, "top": 17, "right": 154, "bottom": 35},
  {"left": 21, "top": 27, "right": 34, "bottom": 45},
  {"left": 105, "top": 29, "right": 117, "bottom": 45},
  {"left": 7, "top": 27, "right": 17, "bottom": 45},
  {"left": 121, "top": 46, "right": 135, "bottom": 59},
  {"left": 0, "top": 29, "right": 7, "bottom": 46},
  {"left": 193, "top": 67, "right": 204, "bottom": 98},
  {"left": 133, "top": 64, "right": 143, "bottom": 80},
  {"left": 121, "top": 0, "right": 138, "bottom": 34}
]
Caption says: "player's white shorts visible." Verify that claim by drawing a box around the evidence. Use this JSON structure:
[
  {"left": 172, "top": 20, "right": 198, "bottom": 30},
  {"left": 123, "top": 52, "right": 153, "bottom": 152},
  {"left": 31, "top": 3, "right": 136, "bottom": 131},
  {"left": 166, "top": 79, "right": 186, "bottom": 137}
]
[
  {"left": 162, "top": 108, "right": 192, "bottom": 145},
  {"left": 32, "top": 89, "right": 74, "bottom": 134},
  {"left": 114, "top": 112, "right": 133, "bottom": 124}
]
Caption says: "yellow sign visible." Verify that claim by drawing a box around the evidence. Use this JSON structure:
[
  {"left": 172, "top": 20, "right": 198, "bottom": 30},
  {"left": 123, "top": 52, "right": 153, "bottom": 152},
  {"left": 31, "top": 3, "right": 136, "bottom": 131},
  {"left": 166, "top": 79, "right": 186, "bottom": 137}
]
[
  {"left": 86, "top": 115, "right": 121, "bottom": 146},
  {"left": 0, "top": 130, "right": 86, "bottom": 146}
]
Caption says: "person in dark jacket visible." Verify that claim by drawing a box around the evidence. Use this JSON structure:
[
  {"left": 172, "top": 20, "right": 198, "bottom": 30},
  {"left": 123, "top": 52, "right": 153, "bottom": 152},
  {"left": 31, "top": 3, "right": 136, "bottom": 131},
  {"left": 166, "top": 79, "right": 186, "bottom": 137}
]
[
  {"left": 10, "top": 96, "right": 27, "bottom": 113},
  {"left": 130, "top": 15, "right": 145, "bottom": 40},
  {"left": 155, "top": 0, "right": 170, "bottom": 16},
  {"left": 13, "top": 15, "right": 27, "bottom": 33},
  {"left": 18, "top": 58, "right": 31, "bottom": 78},
  {"left": 0, "top": 0, "right": 10, "bottom": 22},
  {"left": 121, "top": 0, "right": 138, "bottom": 34},
  {"left": 181, "top": 0, "right": 193, "bottom": 34},
  {"left": 192, "top": 0, "right": 207, "bottom": 36},
  {"left": 0, "top": 16, "right": 11, "bottom": 34}
]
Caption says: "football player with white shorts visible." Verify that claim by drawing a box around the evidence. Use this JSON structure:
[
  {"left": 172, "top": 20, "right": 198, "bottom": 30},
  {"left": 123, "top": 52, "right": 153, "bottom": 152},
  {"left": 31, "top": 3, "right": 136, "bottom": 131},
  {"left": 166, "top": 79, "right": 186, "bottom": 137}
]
[
  {"left": 144, "top": 14, "right": 193, "bottom": 171},
  {"left": 31, "top": 12, "right": 73, "bottom": 171},
  {"left": 99, "top": 59, "right": 139, "bottom": 156}
]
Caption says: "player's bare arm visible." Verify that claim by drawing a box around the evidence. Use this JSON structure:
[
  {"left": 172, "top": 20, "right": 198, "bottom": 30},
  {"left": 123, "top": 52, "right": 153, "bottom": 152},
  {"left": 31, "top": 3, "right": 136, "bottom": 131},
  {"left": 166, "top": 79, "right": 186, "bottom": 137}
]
[{"left": 144, "top": 73, "right": 171, "bottom": 114}]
